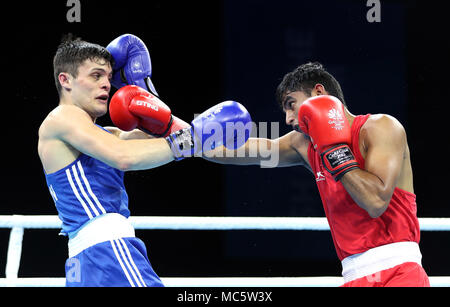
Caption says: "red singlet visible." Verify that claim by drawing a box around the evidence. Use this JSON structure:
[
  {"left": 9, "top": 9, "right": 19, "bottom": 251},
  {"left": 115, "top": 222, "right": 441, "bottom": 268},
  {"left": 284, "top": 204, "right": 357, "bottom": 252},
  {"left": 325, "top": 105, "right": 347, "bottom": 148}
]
[{"left": 307, "top": 114, "right": 421, "bottom": 261}]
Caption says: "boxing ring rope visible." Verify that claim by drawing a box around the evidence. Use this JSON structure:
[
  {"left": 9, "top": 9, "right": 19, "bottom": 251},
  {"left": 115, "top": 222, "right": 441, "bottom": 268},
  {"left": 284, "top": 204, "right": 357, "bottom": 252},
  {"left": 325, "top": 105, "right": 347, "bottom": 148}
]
[{"left": 0, "top": 215, "right": 449, "bottom": 287}]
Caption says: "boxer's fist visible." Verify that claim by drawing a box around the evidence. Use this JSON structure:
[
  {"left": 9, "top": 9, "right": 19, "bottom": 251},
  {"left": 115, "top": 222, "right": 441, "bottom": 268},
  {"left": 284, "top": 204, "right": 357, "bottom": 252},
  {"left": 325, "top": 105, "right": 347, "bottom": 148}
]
[
  {"left": 166, "top": 101, "right": 252, "bottom": 160},
  {"left": 109, "top": 85, "right": 171, "bottom": 135},
  {"left": 298, "top": 95, "right": 359, "bottom": 181},
  {"left": 106, "top": 34, "right": 158, "bottom": 95}
]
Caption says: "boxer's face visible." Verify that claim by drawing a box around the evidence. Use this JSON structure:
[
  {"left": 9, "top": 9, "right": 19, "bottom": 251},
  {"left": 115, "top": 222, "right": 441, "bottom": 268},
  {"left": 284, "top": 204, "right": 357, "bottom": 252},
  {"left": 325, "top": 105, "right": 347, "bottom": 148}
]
[
  {"left": 282, "top": 90, "right": 312, "bottom": 132},
  {"left": 70, "top": 59, "right": 112, "bottom": 120},
  {"left": 282, "top": 84, "right": 327, "bottom": 132}
]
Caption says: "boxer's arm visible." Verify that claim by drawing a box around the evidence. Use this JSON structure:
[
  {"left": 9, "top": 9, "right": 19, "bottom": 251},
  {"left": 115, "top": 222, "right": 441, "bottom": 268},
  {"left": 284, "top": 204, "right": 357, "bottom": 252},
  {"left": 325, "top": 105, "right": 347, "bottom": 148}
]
[
  {"left": 204, "top": 131, "right": 310, "bottom": 168},
  {"left": 49, "top": 105, "right": 173, "bottom": 171},
  {"left": 104, "top": 126, "right": 156, "bottom": 140},
  {"left": 340, "top": 115, "right": 406, "bottom": 218}
]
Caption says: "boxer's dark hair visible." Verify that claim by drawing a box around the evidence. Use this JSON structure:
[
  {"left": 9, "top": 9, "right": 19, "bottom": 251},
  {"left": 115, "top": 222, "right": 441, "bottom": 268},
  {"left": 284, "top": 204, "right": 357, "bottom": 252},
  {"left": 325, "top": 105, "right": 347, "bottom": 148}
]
[
  {"left": 53, "top": 34, "right": 114, "bottom": 97},
  {"left": 276, "top": 62, "right": 346, "bottom": 108}
]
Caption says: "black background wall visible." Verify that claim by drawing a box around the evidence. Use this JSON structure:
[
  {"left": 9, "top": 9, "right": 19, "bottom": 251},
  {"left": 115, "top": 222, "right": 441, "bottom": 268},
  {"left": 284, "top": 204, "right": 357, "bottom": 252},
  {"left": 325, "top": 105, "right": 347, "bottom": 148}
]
[{"left": 1, "top": 0, "right": 449, "bottom": 280}]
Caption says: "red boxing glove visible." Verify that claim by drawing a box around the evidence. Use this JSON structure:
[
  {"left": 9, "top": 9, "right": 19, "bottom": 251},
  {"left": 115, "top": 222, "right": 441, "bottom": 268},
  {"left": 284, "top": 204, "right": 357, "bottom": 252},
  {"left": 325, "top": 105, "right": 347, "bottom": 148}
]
[
  {"left": 109, "top": 85, "right": 189, "bottom": 137},
  {"left": 298, "top": 95, "right": 359, "bottom": 181},
  {"left": 169, "top": 115, "right": 191, "bottom": 135}
]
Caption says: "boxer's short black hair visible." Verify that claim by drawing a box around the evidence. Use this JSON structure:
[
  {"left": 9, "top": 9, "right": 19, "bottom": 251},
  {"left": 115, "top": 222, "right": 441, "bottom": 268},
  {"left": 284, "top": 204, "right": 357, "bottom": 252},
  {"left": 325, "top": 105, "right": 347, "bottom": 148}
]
[
  {"left": 276, "top": 62, "right": 346, "bottom": 108},
  {"left": 53, "top": 34, "right": 114, "bottom": 97}
]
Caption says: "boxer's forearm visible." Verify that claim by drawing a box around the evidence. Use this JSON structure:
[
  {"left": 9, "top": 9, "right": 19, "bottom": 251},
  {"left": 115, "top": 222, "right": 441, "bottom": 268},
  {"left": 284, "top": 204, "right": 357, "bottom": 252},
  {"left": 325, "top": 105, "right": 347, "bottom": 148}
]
[
  {"left": 202, "top": 138, "right": 291, "bottom": 168},
  {"left": 116, "top": 138, "right": 174, "bottom": 171},
  {"left": 118, "top": 128, "right": 155, "bottom": 140},
  {"left": 202, "top": 138, "right": 261, "bottom": 165},
  {"left": 340, "top": 168, "right": 393, "bottom": 218}
]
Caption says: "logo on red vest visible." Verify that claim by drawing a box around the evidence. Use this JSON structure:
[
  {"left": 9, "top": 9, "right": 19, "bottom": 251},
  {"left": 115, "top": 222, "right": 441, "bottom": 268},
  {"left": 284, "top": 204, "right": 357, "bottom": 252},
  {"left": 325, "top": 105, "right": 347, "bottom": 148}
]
[{"left": 316, "top": 171, "right": 326, "bottom": 182}]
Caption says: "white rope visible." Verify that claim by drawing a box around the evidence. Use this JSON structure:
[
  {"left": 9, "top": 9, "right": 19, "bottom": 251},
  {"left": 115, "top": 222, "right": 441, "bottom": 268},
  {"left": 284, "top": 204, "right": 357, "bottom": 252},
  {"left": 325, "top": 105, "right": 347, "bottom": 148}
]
[
  {"left": 0, "top": 215, "right": 449, "bottom": 231},
  {"left": 131, "top": 216, "right": 331, "bottom": 230}
]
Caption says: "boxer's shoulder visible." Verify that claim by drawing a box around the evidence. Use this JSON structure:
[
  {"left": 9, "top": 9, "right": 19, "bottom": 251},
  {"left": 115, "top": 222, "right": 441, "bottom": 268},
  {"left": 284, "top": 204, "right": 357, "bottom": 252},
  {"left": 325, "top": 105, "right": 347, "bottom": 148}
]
[
  {"left": 355, "top": 114, "right": 407, "bottom": 161},
  {"left": 362, "top": 114, "right": 405, "bottom": 133},
  {"left": 38, "top": 107, "right": 82, "bottom": 175},
  {"left": 39, "top": 105, "right": 93, "bottom": 139},
  {"left": 38, "top": 105, "right": 94, "bottom": 172},
  {"left": 361, "top": 114, "right": 406, "bottom": 146}
]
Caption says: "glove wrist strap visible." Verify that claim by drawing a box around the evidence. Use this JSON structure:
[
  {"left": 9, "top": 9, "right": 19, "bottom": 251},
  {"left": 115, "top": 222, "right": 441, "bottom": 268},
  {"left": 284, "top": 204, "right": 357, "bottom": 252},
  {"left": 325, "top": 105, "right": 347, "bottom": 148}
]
[
  {"left": 321, "top": 144, "right": 360, "bottom": 181},
  {"left": 165, "top": 127, "right": 195, "bottom": 161}
]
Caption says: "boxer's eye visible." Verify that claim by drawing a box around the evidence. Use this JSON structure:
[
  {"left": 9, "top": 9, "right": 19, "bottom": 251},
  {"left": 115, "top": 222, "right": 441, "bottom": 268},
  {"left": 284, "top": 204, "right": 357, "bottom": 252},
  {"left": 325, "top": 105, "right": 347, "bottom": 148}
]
[
  {"left": 282, "top": 96, "right": 295, "bottom": 111},
  {"left": 284, "top": 101, "right": 294, "bottom": 111}
]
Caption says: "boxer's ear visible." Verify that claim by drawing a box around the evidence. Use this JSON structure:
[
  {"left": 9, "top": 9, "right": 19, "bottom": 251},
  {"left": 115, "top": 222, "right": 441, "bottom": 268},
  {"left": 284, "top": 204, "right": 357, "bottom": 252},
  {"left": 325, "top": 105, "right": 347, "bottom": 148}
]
[
  {"left": 58, "top": 72, "right": 73, "bottom": 92},
  {"left": 311, "top": 84, "right": 326, "bottom": 96}
]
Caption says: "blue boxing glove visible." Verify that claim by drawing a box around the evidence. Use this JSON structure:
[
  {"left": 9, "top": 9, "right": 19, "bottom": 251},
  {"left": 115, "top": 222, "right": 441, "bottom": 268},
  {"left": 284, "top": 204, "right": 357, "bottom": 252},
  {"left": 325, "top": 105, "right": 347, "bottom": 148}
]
[
  {"left": 166, "top": 101, "right": 252, "bottom": 160},
  {"left": 106, "top": 34, "right": 158, "bottom": 96}
]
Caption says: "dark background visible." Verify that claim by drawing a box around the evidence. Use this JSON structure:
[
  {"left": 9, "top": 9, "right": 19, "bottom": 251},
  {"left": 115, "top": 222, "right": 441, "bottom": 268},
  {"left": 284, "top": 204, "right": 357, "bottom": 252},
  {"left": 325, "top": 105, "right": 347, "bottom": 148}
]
[{"left": 1, "top": 0, "right": 449, "bottom": 280}]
